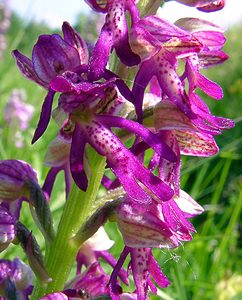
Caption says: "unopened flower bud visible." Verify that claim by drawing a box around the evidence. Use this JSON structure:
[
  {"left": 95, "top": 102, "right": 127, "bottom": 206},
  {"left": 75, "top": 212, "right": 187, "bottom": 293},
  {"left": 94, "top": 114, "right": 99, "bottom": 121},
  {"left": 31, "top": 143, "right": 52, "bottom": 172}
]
[
  {"left": 16, "top": 222, "right": 52, "bottom": 283},
  {"left": 0, "top": 160, "right": 37, "bottom": 202}
]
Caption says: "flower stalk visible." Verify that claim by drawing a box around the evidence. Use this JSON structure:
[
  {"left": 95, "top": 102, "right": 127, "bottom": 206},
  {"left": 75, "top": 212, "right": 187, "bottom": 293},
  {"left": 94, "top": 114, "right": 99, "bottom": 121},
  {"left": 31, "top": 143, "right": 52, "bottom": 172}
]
[{"left": 32, "top": 148, "right": 106, "bottom": 298}]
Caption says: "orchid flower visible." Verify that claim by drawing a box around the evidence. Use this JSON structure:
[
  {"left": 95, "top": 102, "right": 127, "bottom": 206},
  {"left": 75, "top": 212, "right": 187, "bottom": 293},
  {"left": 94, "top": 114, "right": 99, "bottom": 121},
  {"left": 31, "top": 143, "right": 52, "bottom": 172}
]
[
  {"left": 85, "top": 0, "right": 141, "bottom": 80},
  {"left": 12, "top": 22, "right": 88, "bottom": 143},
  {"left": 171, "top": 0, "right": 225, "bottom": 12},
  {"left": 0, "top": 258, "right": 34, "bottom": 299}
]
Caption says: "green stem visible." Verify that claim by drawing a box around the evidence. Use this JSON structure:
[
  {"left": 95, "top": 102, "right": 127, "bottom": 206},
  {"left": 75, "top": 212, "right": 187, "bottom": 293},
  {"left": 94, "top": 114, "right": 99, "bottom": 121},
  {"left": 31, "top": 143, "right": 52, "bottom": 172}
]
[
  {"left": 138, "top": 0, "right": 163, "bottom": 17},
  {"left": 32, "top": 149, "right": 106, "bottom": 298}
]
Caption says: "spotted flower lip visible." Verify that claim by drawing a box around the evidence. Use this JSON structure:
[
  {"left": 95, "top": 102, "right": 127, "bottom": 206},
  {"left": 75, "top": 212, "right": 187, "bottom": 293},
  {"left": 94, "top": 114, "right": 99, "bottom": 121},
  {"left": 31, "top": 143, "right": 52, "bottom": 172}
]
[
  {"left": 71, "top": 116, "right": 175, "bottom": 200},
  {"left": 109, "top": 247, "right": 170, "bottom": 300},
  {"left": 0, "top": 160, "right": 37, "bottom": 202},
  {"left": 87, "top": 0, "right": 141, "bottom": 80}
]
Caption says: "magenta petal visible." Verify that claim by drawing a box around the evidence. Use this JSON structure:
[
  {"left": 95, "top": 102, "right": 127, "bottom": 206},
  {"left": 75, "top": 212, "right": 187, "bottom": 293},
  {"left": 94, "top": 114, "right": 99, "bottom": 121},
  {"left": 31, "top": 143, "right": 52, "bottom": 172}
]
[
  {"left": 132, "top": 63, "right": 154, "bottom": 121},
  {"left": 50, "top": 75, "right": 76, "bottom": 93},
  {"left": 109, "top": 247, "right": 130, "bottom": 300},
  {"left": 70, "top": 125, "right": 88, "bottom": 191},
  {"left": 88, "top": 28, "right": 113, "bottom": 81},
  {"left": 148, "top": 254, "right": 170, "bottom": 288},
  {"left": 98, "top": 251, "right": 129, "bottom": 285},
  {"left": 32, "top": 90, "right": 55, "bottom": 144},
  {"left": 196, "top": 72, "right": 223, "bottom": 99},
  {"left": 130, "top": 248, "right": 150, "bottom": 300},
  {"left": 97, "top": 115, "right": 176, "bottom": 162}
]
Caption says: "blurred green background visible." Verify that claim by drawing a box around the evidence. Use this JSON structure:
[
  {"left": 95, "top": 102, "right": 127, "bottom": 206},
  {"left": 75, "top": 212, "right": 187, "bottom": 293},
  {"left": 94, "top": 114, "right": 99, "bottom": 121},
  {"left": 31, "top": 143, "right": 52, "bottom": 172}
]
[{"left": 0, "top": 6, "right": 242, "bottom": 300}]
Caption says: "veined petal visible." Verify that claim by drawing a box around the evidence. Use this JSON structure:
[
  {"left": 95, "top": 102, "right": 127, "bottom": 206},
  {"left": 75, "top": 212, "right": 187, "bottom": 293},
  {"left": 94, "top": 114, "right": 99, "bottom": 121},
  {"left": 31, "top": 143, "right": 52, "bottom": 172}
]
[
  {"left": 32, "top": 34, "right": 81, "bottom": 83},
  {"left": 175, "top": 130, "right": 219, "bottom": 156},
  {"left": 116, "top": 201, "right": 177, "bottom": 248},
  {"left": 44, "top": 136, "right": 70, "bottom": 167},
  {"left": 62, "top": 21, "right": 89, "bottom": 64},
  {"left": 193, "top": 31, "right": 226, "bottom": 51},
  {"left": 12, "top": 50, "right": 47, "bottom": 88},
  {"left": 198, "top": 50, "right": 229, "bottom": 68},
  {"left": 0, "top": 160, "right": 37, "bottom": 202},
  {"left": 130, "top": 16, "right": 199, "bottom": 61},
  {"left": 154, "top": 100, "right": 196, "bottom": 131},
  {"left": 175, "top": 190, "right": 204, "bottom": 218},
  {"left": 175, "top": 17, "right": 224, "bottom": 34}
]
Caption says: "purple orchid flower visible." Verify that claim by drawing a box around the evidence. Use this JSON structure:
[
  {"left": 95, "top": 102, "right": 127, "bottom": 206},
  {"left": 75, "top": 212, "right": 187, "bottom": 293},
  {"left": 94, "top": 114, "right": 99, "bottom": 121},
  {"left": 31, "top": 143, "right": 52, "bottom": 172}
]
[
  {"left": 171, "top": 0, "right": 225, "bottom": 11},
  {"left": 130, "top": 15, "right": 234, "bottom": 136},
  {"left": 0, "top": 160, "right": 37, "bottom": 202},
  {"left": 0, "top": 205, "right": 16, "bottom": 252},
  {"left": 50, "top": 75, "right": 176, "bottom": 199},
  {"left": 85, "top": 0, "right": 140, "bottom": 80},
  {"left": 130, "top": 15, "right": 202, "bottom": 121},
  {"left": 109, "top": 247, "right": 170, "bottom": 300},
  {"left": 0, "top": 159, "right": 55, "bottom": 242},
  {"left": 63, "top": 227, "right": 128, "bottom": 298},
  {"left": 12, "top": 22, "right": 88, "bottom": 143},
  {"left": 115, "top": 190, "right": 203, "bottom": 249},
  {"left": 111, "top": 191, "right": 203, "bottom": 299},
  {"left": 0, "top": 258, "right": 34, "bottom": 299}
]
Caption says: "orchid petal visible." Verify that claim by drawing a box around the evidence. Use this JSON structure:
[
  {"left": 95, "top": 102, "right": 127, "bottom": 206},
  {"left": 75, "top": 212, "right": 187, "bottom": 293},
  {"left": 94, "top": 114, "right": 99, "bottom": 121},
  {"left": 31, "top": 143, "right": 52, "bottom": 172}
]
[
  {"left": 97, "top": 115, "right": 176, "bottom": 162},
  {"left": 148, "top": 254, "right": 170, "bottom": 288},
  {"left": 130, "top": 248, "right": 150, "bottom": 300},
  {"left": 175, "top": 190, "right": 204, "bottom": 218},
  {"left": 12, "top": 50, "right": 47, "bottom": 88},
  {"left": 32, "top": 90, "right": 55, "bottom": 144},
  {"left": 62, "top": 21, "right": 89, "bottom": 64},
  {"left": 32, "top": 34, "right": 81, "bottom": 83},
  {"left": 70, "top": 125, "right": 88, "bottom": 191}
]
